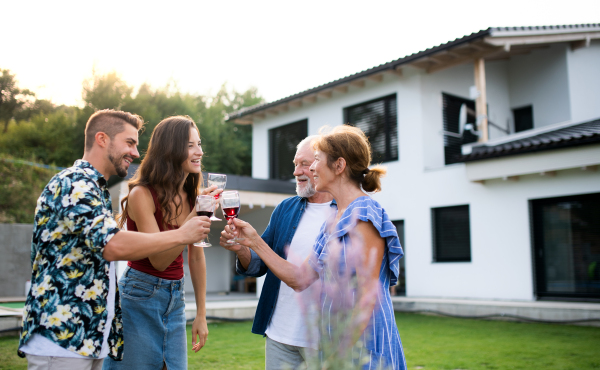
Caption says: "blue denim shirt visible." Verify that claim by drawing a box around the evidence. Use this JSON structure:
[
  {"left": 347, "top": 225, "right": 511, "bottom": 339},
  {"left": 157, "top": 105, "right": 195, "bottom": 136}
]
[{"left": 236, "top": 195, "right": 336, "bottom": 336}]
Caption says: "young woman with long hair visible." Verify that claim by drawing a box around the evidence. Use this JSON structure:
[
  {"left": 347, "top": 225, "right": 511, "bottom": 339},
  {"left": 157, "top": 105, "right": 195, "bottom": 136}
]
[
  {"left": 221, "top": 125, "right": 406, "bottom": 369},
  {"left": 103, "top": 116, "right": 220, "bottom": 370}
]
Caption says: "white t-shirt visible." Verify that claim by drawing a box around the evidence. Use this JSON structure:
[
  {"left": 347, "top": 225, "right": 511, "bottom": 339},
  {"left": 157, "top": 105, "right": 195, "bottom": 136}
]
[
  {"left": 265, "top": 201, "right": 332, "bottom": 349},
  {"left": 21, "top": 262, "right": 117, "bottom": 359}
]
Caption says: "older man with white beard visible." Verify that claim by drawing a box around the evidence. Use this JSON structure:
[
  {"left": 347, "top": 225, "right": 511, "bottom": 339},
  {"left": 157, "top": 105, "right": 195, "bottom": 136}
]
[{"left": 220, "top": 136, "right": 334, "bottom": 370}]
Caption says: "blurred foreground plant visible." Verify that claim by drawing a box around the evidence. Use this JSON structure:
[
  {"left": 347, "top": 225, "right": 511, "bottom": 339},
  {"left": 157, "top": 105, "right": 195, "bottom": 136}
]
[{"left": 295, "top": 213, "right": 389, "bottom": 370}]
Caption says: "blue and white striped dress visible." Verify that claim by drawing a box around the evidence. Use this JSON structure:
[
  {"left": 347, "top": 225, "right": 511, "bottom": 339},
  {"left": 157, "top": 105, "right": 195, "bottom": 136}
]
[{"left": 310, "top": 196, "right": 406, "bottom": 370}]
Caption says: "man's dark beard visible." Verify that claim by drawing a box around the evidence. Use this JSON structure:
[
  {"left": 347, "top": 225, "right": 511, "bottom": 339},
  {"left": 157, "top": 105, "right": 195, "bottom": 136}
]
[{"left": 108, "top": 151, "right": 128, "bottom": 178}]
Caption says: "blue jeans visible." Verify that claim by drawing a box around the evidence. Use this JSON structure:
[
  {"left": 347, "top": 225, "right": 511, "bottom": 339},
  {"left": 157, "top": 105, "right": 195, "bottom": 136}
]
[{"left": 103, "top": 267, "right": 187, "bottom": 370}]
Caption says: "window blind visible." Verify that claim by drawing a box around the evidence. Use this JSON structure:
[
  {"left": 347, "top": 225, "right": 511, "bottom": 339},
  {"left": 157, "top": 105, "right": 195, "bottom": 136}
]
[
  {"left": 432, "top": 205, "right": 471, "bottom": 262},
  {"left": 269, "top": 119, "right": 308, "bottom": 181},
  {"left": 344, "top": 94, "right": 398, "bottom": 163},
  {"left": 442, "top": 93, "right": 477, "bottom": 165}
]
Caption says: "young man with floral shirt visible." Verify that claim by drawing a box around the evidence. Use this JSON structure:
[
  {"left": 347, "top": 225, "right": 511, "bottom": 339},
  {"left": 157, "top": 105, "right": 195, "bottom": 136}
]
[{"left": 18, "top": 109, "right": 212, "bottom": 370}]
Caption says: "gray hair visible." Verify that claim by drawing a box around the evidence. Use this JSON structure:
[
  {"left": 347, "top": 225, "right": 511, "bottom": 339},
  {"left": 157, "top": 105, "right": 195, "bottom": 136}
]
[{"left": 296, "top": 135, "right": 319, "bottom": 151}]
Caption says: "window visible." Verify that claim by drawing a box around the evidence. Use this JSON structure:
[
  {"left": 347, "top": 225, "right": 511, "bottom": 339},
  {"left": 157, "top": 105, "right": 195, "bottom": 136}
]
[
  {"left": 442, "top": 93, "right": 478, "bottom": 165},
  {"left": 392, "top": 220, "right": 406, "bottom": 296},
  {"left": 269, "top": 119, "right": 308, "bottom": 181},
  {"left": 432, "top": 205, "right": 471, "bottom": 262},
  {"left": 344, "top": 94, "right": 398, "bottom": 163},
  {"left": 531, "top": 193, "right": 600, "bottom": 300},
  {"left": 513, "top": 105, "right": 534, "bottom": 133}
]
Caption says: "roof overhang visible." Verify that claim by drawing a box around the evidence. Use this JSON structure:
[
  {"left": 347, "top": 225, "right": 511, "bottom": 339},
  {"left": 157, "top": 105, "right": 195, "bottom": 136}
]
[
  {"left": 227, "top": 24, "right": 600, "bottom": 125},
  {"left": 465, "top": 143, "right": 600, "bottom": 183}
]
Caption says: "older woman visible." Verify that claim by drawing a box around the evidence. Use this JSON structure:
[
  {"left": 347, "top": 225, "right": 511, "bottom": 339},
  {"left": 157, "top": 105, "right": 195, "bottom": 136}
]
[{"left": 222, "top": 125, "right": 406, "bottom": 369}]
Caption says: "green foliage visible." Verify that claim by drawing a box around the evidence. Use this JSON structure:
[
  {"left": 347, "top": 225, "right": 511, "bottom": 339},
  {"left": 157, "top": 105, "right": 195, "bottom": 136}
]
[
  {"left": 0, "top": 69, "right": 263, "bottom": 223},
  {"left": 0, "top": 69, "right": 264, "bottom": 176},
  {"left": 82, "top": 70, "right": 134, "bottom": 111},
  {"left": 0, "top": 109, "right": 81, "bottom": 167},
  {"left": 0, "top": 69, "right": 36, "bottom": 133},
  {"left": 0, "top": 156, "right": 58, "bottom": 223}
]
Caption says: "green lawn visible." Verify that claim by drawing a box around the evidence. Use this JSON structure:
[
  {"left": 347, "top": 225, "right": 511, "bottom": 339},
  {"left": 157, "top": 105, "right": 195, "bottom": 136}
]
[
  {"left": 1, "top": 313, "right": 599, "bottom": 370},
  {"left": 0, "top": 302, "right": 25, "bottom": 310}
]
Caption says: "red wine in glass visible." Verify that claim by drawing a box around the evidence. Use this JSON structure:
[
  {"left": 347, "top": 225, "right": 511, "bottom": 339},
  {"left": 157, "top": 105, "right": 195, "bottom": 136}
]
[
  {"left": 220, "top": 191, "right": 244, "bottom": 243},
  {"left": 194, "top": 195, "right": 216, "bottom": 247},
  {"left": 222, "top": 207, "right": 239, "bottom": 220},
  {"left": 196, "top": 211, "right": 213, "bottom": 218}
]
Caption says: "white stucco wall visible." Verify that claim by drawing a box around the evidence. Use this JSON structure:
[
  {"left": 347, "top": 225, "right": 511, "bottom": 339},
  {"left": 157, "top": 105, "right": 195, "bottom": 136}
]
[
  {"left": 419, "top": 60, "right": 514, "bottom": 169},
  {"left": 567, "top": 40, "right": 600, "bottom": 123},
  {"left": 249, "top": 42, "right": 600, "bottom": 301},
  {"left": 252, "top": 72, "right": 406, "bottom": 179},
  {"left": 378, "top": 163, "right": 600, "bottom": 301},
  {"left": 508, "top": 43, "right": 572, "bottom": 128}
]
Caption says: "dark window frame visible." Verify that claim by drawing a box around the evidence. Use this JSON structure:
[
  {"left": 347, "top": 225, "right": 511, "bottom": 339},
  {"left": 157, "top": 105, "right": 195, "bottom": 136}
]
[
  {"left": 531, "top": 192, "right": 600, "bottom": 301},
  {"left": 392, "top": 220, "right": 406, "bottom": 296},
  {"left": 268, "top": 119, "right": 308, "bottom": 181},
  {"left": 513, "top": 105, "right": 534, "bottom": 133},
  {"left": 442, "top": 92, "right": 478, "bottom": 165},
  {"left": 343, "top": 94, "right": 398, "bottom": 163},
  {"left": 432, "top": 205, "right": 472, "bottom": 263}
]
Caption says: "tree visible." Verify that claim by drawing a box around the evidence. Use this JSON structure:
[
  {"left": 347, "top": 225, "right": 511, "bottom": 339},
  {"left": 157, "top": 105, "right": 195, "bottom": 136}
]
[
  {"left": 0, "top": 69, "right": 35, "bottom": 132},
  {"left": 1, "top": 70, "right": 264, "bottom": 176},
  {"left": 82, "top": 70, "right": 133, "bottom": 111},
  {"left": 198, "top": 85, "right": 262, "bottom": 176}
]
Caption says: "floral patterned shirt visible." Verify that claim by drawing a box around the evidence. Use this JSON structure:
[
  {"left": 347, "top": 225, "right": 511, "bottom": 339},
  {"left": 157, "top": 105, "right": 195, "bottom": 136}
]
[{"left": 18, "top": 160, "right": 124, "bottom": 360}]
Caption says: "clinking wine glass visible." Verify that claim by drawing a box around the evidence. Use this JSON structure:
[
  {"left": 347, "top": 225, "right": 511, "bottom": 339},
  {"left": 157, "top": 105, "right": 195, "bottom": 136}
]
[
  {"left": 193, "top": 195, "right": 216, "bottom": 247},
  {"left": 221, "top": 191, "right": 244, "bottom": 243},
  {"left": 207, "top": 173, "right": 227, "bottom": 221}
]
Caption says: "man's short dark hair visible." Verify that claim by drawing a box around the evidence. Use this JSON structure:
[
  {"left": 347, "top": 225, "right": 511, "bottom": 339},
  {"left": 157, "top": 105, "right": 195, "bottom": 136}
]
[{"left": 84, "top": 109, "right": 145, "bottom": 151}]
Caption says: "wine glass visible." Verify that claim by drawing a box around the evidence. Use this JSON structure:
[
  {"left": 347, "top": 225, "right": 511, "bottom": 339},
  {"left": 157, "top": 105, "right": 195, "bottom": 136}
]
[
  {"left": 207, "top": 173, "right": 227, "bottom": 221},
  {"left": 220, "top": 191, "right": 244, "bottom": 243},
  {"left": 193, "top": 195, "right": 216, "bottom": 247}
]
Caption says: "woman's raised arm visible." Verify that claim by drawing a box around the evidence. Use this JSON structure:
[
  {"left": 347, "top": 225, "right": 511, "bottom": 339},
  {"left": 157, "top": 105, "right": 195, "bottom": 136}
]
[{"left": 220, "top": 218, "right": 319, "bottom": 292}]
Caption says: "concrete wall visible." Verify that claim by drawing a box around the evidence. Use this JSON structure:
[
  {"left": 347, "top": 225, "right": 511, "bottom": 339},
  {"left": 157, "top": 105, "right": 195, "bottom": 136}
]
[
  {"left": 0, "top": 223, "right": 33, "bottom": 297},
  {"left": 567, "top": 40, "right": 600, "bottom": 123}
]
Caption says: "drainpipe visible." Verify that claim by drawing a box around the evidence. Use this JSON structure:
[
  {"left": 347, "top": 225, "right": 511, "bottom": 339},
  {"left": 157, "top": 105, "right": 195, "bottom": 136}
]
[{"left": 474, "top": 58, "right": 489, "bottom": 143}]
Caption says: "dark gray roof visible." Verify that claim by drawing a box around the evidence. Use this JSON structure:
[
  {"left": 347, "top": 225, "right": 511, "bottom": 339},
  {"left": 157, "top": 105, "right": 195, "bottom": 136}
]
[
  {"left": 227, "top": 24, "right": 600, "bottom": 121},
  {"left": 108, "top": 164, "right": 296, "bottom": 195},
  {"left": 461, "top": 118, "right": 600, "bottom": 162}
]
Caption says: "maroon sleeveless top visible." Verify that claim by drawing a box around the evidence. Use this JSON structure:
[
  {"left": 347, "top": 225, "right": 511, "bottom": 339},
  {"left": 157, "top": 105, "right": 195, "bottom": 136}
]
[{"left": 127, "top": 186, "right": 192, "bottom": 280}]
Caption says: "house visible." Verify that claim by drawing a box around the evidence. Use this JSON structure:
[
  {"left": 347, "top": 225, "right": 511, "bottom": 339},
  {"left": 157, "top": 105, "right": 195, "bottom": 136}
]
[
  {"left": 226, "top": 24, "right": 600, "bottom": 302},
  {"left": 108, "top": 166, "right": 296, "bottom": 295}
]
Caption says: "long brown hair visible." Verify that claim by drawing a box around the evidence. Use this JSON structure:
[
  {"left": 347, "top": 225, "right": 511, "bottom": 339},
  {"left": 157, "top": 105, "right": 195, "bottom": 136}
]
[
  {"left": 118, "top": 116, "right": 203, "bottom": 228},
  {"left": 312, "top": 125, "right": 386, "bottom": 193}
]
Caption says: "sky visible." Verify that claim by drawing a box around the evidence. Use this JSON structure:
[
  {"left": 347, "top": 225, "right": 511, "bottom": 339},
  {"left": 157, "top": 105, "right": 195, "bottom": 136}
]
[{"left": 3, "top": 0, "right": 599, "bottom": 107}]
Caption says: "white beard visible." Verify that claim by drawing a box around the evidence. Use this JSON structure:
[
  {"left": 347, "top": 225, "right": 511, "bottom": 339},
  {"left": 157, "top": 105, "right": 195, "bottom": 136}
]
[{"left": 296, "top": 176, "right": 316, "bottom": 198}]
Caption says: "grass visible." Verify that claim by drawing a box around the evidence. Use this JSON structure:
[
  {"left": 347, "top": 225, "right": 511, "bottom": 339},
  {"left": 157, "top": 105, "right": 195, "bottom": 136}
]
[
  {"left": 1, "top": 313, "right": 598, "bottom": 370},
  {"left": 396, "top": 313, "right": 600, "bottom": 370},
  {"left": 0, "top": 302, "right": 25, "bottom": 310}
]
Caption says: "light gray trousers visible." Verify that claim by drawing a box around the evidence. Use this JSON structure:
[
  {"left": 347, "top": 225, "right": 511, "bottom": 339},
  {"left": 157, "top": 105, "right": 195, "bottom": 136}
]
[
  {"left": 26, "top": 354, "right": 104, "bottom": 370},
  {"left": 265, "top": 336, "right": 317, "bottom": 370}
]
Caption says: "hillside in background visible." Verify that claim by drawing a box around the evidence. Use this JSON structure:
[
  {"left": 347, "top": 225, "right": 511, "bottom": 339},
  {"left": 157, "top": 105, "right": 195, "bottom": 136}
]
[{"left": 0, "top": 156, "right": 58, "bottom": 223}]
